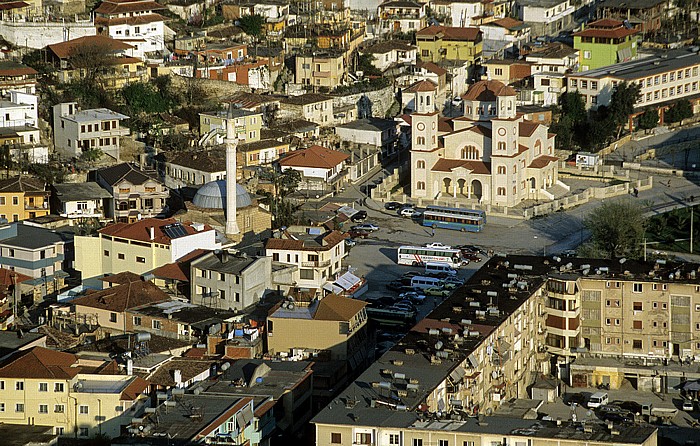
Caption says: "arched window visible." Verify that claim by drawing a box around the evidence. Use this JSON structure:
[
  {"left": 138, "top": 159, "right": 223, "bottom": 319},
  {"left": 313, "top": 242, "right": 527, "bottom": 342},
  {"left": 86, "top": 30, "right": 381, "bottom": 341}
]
[
  {"left": 498, "top": 141, "right": 506, "bottom": 151},
  {"left": 497, "top": 165, "right": 506, "bottom": 175},
  {"left": 426, "top": 96, "right": 431, "bottom": 106},
  {"left": 513, "top": 186, "right": 517, "bottom": 194},
  {"left": 417, "top": 160, "right": 425, "bottom": 169},
  {"left": 417, "top": 181, "right": 426, "bottom": 190},
  {"left": 497, "top": 187, "right": 506, "bottom": 196},
  {"left": 548, "top": 146, "right": 553, "bottom": 154},
  {"left": 535, "top": 140, "right": 542, "bottom": 155},
  {"left": 513, "top": 164, "right": 517, "bottom": 174},
  {"left": 461, "top": 146, "right": 479, "bottom": 160},
  {"left": 417, "top": 136, "right": 425, "bottom": 145}
]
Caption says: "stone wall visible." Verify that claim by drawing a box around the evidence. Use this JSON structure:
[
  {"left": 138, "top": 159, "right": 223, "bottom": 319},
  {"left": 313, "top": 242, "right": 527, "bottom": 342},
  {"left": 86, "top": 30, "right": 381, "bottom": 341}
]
[
  {"left": 0, "top": 20, "right": 95, "bottom": 49},
  {"left": 171, "top": 74, "right": 251, "bottom": 101},
  {"left": 330, "top": 85, "right": 395, "bottom": 118}
]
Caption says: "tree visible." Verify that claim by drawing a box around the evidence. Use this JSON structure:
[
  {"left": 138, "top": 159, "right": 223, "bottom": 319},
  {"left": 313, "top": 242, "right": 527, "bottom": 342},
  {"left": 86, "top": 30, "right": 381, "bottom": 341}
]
[
  {"left": 258, "top": 167, "right": 302, "bottom": 228},
  {"left": 559, "top": 91, "right": 587, "bottom": 124},
  {"left": 238, "top": 14, "right": 265, "bottom": 39},
  {"left": 584, "top": 200, "right": 647, "bottom": 259},
  {"left": 67, "top": 42, "right": 117, "bottom": 83},
  {"left": 638, "top": 108, "right": 659, "bottom": 133},
  {"left": 80, "top": 147, "right": 103, "bottom": 163},
  {"left": 551, "top": 91, "right": 587, "bottom": 149},
  {"left": 665, "top": 99, "right": 694, "bottom": 123},
  {"left": 122, "top": 82, "right": 172, "bottom": 115},
  {"left": 356, "top": 52, "right": 382, "bottom": 77},
  {"left": 608, "top": 81, "right": 641, "bottom": 138}
]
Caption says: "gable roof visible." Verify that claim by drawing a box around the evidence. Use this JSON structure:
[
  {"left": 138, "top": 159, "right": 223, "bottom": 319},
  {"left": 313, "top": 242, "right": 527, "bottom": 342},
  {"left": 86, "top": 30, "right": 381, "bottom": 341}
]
[
  {"left": 163, "top": 148, "right": 226, "bottom": 173},
  {"left": 0, "top": 347, "right": 80, "bottom": 379},
  {"left": 518, "top": 121, "right": 540, "bottom": 137},
  {"left": 48, "top": 35, "right": 134, "bottom": 59},
  {"left": 71, "top": 275, "right": 170, "bottom": 313},
  {"left": 574, "top": 19, "right": 639, "bottom": 38},
  {"left": 151, "top": 249, "right": 209, "bottom": 282},
  {"left": 489, "top": 17, "right": 529, "bottom": 31},
  {"left": 281, "top": 93, "right": 333, "bottom": 106},
  {"left": 528, "top": 155, "right": 558, "bottom": 168},
  {"left": 52, "top": 182, "right": 112, "bottom": 202},
  {"left": 0, "top": 61, "right": 37, "bottom": 77},
  {"left": 94, "top": 0, "right": 165, "bottom": 15},
  {"left": 97, "top": 162, "right": 162, "bottom": 187},
  {"left": 279, "top": 145, "right": 348, "bottom": 169},
  {"left": 416, "top": 60, "right": 447, "bottom": 76},
  {"left": 0, "top": 268, "right": 31, "bottom": 287},
  {"left": 431, "top": 159, "right": 491, "bottom": 174},
  {"left": 314, "top": 294, "right": 367, "bottom": 321},
  {"left": 98, "top": 218, "right": 212, "bottom": 245},
  {"left": 417, "top": 25, "right": 481, "bottom": 41},
  {"left": 0, "top": 176, "right": 45, "bottom": 193}
]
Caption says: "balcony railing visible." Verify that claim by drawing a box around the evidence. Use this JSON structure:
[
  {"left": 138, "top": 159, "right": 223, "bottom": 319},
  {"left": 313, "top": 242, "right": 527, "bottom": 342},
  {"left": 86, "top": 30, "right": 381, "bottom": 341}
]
[{"left": 301, "top": 259, "right": 331, "bottom": 268}]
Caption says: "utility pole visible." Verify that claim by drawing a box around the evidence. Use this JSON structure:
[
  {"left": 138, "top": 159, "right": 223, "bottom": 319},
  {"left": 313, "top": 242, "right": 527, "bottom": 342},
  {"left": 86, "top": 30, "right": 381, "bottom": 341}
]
[{"left": 691, "top": 205, "right": 694, "bottom": 253}]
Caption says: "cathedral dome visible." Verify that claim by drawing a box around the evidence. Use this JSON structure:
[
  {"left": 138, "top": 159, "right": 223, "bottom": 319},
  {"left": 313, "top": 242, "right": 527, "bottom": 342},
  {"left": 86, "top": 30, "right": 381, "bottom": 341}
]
[
  {"left": 462, "top": 79, "right": 517, "bottom": 102},
  {"left": 192, "top": 180, "right": 252, "bottom": 209}
]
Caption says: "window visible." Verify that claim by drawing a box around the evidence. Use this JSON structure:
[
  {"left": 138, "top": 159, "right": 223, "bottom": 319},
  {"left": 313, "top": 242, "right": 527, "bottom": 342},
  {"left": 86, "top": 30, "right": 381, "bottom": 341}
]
[
  {"left": 416, "top": 136, "right": 425, "bottom": 145},
  {"left": 331, "top": 433, "right": 342, "bottom": 444},
  {"left": 219, "top": 289, "right": 226, "bottom": 300},
  {"left": 79, "top": 405, "right": 89, "bottom": 414},
  {"left": 581, "top": 80, "right": 588, "bottom": 89},
  {"left": 497, "top": 165, "right": 506, "bottom": 175},
  {"left": 133, "top": 316, "right": 142, "bottom": 326},
  {"left": 570, "top": 79, "right": 577, "bottom": 88},
  {"left": 109, "top": 312, "right": 117, "bottom": 323},
  {"left": 0, "top": 381, "right": 4, "bottom": 390},
  {"left": 417, "top": 181, "right": 425, "bottom": 190},
  {"left": 497, "top": 141, "right": 506, "bottom": 151},
  {"left": 54, "top": 383, "right": 64, "bottom": 392},
  {"left": 653, "top": 302, "right": 658, "bottom": 309},
  {"left": 15, "top": 403, "right": 23, "bottom": 412},
  {"left": 54, "top": 404, "right": 64, "bottom": 413},
  {"left": 439, "top": 441, "right": 449, "bottom": 446},
  {"left": 104, "top": 250, "right": 109, "bottom": 257},
  {"left": 11, "top": 196, "right": 17, "bottom": 205},
  {"left": 38, "top": 382, "right": 47, "bottom": 392},
  {"left": 615, "top": 319, "right": 621, "bottom": 326},
  {"left": 633, "top": 302, "right": 642, "bottom": 311},
  {"left": 0, "top": 403, "right": 4, "bottom": 412},
  {"left": 417, "top": 160, "right": 425, "bottom": 169},
  {"left": 118, "top": 253, "right": 125, "bottom": 260},
  {"left": 583, "top": 50, "right": 591, "bottom": 59},
  {"left": 38, "top": 404, "right": 48, "bottom": 414},
  {"left": 15, "top": 381, "right": 23, "bottom": 390},
  {"left": 300, "top": 269, "right": 314, "bottom": 280},
  {"left": 633, "top": 320, "right": 642, "bottom": 329},
  {"left": 152, "top": 320, "right": 161, "bottom": 330},
  {"left": 605, "top": 318, "right": 611, "bottom": 326},
  {"left": 633, "top": 340, "right": 642, "bottom": 349},
  {"left": 413, "top": 440, "right": 424, "bottom": 446},
  {"left": 79, "top": 428, "right": 89, "bottom": 437},
  {"left": 389, "top": 434, "right": 400, "bottom": 445},
  {"left": 591, "top": 81, "right": 598, "bottom": 90},
  {"left": 136, "top": 256, "right": 146, "bottom": 263},
  {"left": 219, "top": 273, "right": 225, "bottom": 281},
  {"left": 497, "top": 187, "right": 506, "bottom": 196}
]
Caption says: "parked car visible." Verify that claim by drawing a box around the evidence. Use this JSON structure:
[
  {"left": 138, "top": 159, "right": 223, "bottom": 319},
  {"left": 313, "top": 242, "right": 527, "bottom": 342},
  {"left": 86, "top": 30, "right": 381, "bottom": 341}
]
[
  {"left": 441, "top": 282, "right": 458, "bottom": 290},
  {"left": 350, "top": 210, "right": 367, "bottom": 222},
  {"left": 683, "top": 400, "right": 695, "bottom": 412},
  {"left": 425, "top": 242, "right": 451, "bottom": 249},
  {"left": 565, "top": 393, "right": 586, "bottom": 406},
  {"left": 390, "top": 303, "right": 417, "bottom": 313},
  {"left": 424, "top": 287, "right": 451, "bottom": 297},
  {"left": 345, "top": 238, "right": 357, "bottom": 247},
  {"left": 462, "top": 252, "right": 482, "bottom": 262},
  {"left": 384, "top": 202, "right": 402, "bottom": 210},
  {"left": 398, "top": 207, "right": 420, "bottom": 217},
  {"left": 443, "top": 277, "right": 465, "bottom": 286},
  {"left": 387, "top": 280, "right": 404, "bottom": 291},
  {"left": 402, "top": 271, "right": 422, "bottom": 278},
  {"left": 399, "top": 291, "right": 427, "bottom": 302},
  {"left": 348, "top": 230, "right": 370, "bottom": 239},
  {"left": 352, "top": 223, "right": 379, "bottom": 232},
  {"left": 610, "top": 401, "right": 643, "bottom": 415},
  {"left": 601, "top": 412, "right": 634, "bottom": 423}
]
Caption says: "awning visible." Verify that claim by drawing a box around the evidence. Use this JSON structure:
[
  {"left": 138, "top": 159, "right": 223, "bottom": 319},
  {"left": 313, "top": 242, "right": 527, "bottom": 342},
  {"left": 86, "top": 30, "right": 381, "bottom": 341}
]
[
  {"left": 323, "top": 282, "right": 344, "bottom": 294},
  {"left": 617, "top": 47, "right": 633, "bottom": 62},
  {"left": 449, "top": 366, "right": 466, "bottom": 382},
  {"left": 467, "top": 353, "right": 478, "bottom": 369},
  {"left": 335, "top": 272, "right": 361, "bottom": 290}
]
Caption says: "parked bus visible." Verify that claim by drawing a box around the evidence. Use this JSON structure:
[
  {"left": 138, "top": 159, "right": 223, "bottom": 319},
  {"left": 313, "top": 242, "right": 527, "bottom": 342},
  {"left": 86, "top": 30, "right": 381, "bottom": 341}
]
[
  {"left": 397, "top": 245, "right": 464, "bottom": 266},
  {"left": 422, "top": 205, "right": 486, "bottom": 232}
]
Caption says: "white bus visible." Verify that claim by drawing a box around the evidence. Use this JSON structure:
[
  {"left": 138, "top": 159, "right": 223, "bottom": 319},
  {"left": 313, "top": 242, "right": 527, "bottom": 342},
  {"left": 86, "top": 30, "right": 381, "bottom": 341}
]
[{"left": 397, "top": 246, "right": 464, "bottom": 267}]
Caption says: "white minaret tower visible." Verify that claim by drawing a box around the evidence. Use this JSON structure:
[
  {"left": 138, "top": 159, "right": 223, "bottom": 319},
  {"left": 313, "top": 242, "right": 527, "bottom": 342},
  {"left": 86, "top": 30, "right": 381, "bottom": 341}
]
[{"left": 225, "top": 108, "right": 240, "bottom": 236}]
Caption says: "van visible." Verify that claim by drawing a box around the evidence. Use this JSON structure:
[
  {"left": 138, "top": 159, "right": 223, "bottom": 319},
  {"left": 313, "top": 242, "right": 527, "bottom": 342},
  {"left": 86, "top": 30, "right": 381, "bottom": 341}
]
[
  {"left": 587, "top": 392, "right": 609, "bottom": 409},
  {"left": 425, "top": 262, "right": 457, "bottom": 276},
  {"left": 410, "top": 276, "right": 444, "bottom": 289}
]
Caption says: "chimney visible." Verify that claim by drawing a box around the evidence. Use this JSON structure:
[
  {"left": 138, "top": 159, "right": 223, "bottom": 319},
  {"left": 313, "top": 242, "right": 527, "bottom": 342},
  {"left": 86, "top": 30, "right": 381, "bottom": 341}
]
[
  {"left": 149, "top": 226, "right": 155, "bottom": 241},
  {"left": 173, "top": 369, "right": 182, "bottom": 385},
  {"left": 127, "top": 359, "right": 133, "bottom": 375},
  {"left": 225, "top": 105, "right": 240, "bottom": 236}
]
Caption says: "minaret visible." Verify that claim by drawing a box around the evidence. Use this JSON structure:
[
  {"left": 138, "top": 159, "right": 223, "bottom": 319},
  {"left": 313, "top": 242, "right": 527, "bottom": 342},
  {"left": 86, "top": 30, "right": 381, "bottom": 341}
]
[{"left": 225, "top": 109, "right": 240, "bottom": 236}]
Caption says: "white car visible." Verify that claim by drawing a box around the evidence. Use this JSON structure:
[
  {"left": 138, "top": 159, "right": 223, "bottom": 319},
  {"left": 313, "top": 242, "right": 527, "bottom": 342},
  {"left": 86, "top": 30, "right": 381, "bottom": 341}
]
[
  {"left": 398, "top": 207, "right": 420, "bottom": 217},
  {"left": 683, "top": 400, "right": 695, "bottom": 412},
  {"left": 425, "top": 242, "right": 451, "bottom": 249}
]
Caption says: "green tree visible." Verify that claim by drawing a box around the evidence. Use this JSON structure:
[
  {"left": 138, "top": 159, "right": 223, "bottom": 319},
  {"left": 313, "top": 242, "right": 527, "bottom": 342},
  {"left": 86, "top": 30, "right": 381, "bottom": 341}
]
[
  {"left": 80, "top": 147, "right": 103, "bottom": 163},
  {"left": 665, "top": 99, "right": 694, "bottom": 123},
  {"left": 608, "top": 81, "right": 641, "bottom": 138},
  {"left": 258, "top": 167, "right": 302, "bottom": 228},
  {"left": 28, "top": 162, "right": 68, "bottom": 185},
  {"left": 356, "top": 52, "right": 382, "bottom": 77},
  {"left": 238, "top": 14, "right": 265, "bottom": 38},
  {"left": 638, "top": 108, "right": 659, "bottom": 132},
  {"left": 559, "top": 91, "right": 587, "bottom": 123},
  {"left": 551, "top": 91, "right": 587, "bottom": 149},
  {"left": 584, "top": 200, "right": 647, "bottom": 258},
  {"left": 122, "top": 82, "right": 172, "bottom": 115}
]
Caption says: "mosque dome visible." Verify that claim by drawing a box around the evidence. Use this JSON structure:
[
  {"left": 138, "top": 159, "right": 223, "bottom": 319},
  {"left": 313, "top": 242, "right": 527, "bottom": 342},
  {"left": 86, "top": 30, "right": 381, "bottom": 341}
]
[{"left": 192, "top": 180, "right": 252, "bottom": 209}]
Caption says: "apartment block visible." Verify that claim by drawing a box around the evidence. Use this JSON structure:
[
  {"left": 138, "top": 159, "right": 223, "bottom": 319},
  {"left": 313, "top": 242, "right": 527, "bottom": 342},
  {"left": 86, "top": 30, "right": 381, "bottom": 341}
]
[
  {"left": 574, "top": 19, "right": 639, "bottom": 71},
  {"left": 0, "top": 176, "right": 49, "bottom": 222},
  {"left": 416, "top": 25, "right": 482, "bottom": 66},
  {"left": 53, "top": 102, "right": 129, "bottom": 160},
  {"left": 95, "top": 162, "right": 168, "bottom": 223},
  {"left": 377, "top": 0, "right": 427, "bottom": 36},
  {"left": 516, "top": 0, "right": 575, "bottom": 37},
  {"left": 294, "top": 52, "right": 346, "bottom": 91},
  {"left": 198, "top": 108, "right": 263, "bottom": 146},
  {"left": 279, "top": 93, "right": 334, "bottom": 127}
]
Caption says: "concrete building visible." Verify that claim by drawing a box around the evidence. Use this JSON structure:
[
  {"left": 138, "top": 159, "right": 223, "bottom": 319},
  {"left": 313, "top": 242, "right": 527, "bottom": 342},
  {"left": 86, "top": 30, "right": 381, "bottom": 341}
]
[
  {"left": 74, "top": 218, "right": 220, "bottom": 282},
  {"left": 573, "top": 19, "right": 639, "bottom": 72},
  {"left": 190, "top": 250, "right": 273, "bottom": 311},
  {"left": 0, "top": 176, "right": 49, "bottom": 222},
  {"left": 597, "top": 0, "right": 666, "bottom": 35},
  {"left": 482, "top": 59, "right": 532, "bottom": 84},
  {"left": 523, "top": 42, "right": 579, "bottom": 106},
  {"left": 360, "top": 41, "right": 417, "bottom": 72},
  {"left": 416, "top": 25, "right": 483, "bottom": 67},
  {"left": 480, "top": 17, "right": 532, "bottom": 58},
  {"left": 199, "top": 108, "right": 263, "bottom": 147},
  {"left": 265, "top": 226, "right": 347, "bottom": 292},
  {"left": 50, "top": 182, "right": 112, "bottom": 220},
  {"left": 94, "top": 0, "right": 167, "bottom": 60},
  {"left": 294, "top": 52, "right": 346, "bottom": 91},
  {"left": 280, "top": 93, "right": 335, "bottom": 127},
  {"left": 53, "top": 102, "right": 129, "bottom": 160},
  {"left": 409, "top": 79, "right": 559, "bottom": 207},
  {"left": 516, "top": 0, "right": 576, "bottom": 37},
  {"left": 565, "top": 47, "right": 700, "bottom": 125},
  {"left": 279, "top": 145, "right": 349, "bottom": 194},
  {"left": 0, "top": 346, "right": 149, "bottom": 438},
  {"left": 0, "top": 91, "right": 47, "bottom": 165},
  {"left": 335, "top": 118, "right": 399, "bottom": 157},
  {"left": 0, "top": 62, "right": 38, "bottom": 95},
  {"left": 377, "top": 0, "right": 427, "bottom": 36},
  {"left": 95, "top": 162, "right": 168, "bottom": 223}
]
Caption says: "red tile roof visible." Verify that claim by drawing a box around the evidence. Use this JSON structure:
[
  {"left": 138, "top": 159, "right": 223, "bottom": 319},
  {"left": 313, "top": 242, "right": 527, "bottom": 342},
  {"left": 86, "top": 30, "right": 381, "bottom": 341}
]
[
  {"left": 266, "top": 229, "right": 347, "bottom": 252},
  {"left": 99, "top": 218, "right": 213, "bottom": 245},
  {"left": 279, "top": 145, "right": 349, "bottom": 169},
  {"left": 95, "top": 13, "right": 164, "bottom": 26},
  {"left": 0, "top": 2, "right": 28, "bottom": 10},
  {"left": 574, "top": 19, "right": 639, "bottom": 38},
  {"left": 491, "top": 17, "right": 527, "bottom": 30},
  {"left": 313, "top": 294, "right": 367, "bottom": 321},
  {"left": 120, "top": 376, "right": 150, "bottom": 400},
  {"left": 151, "top": 249, "right": 209, "bottom": 282},
  {"left": 519, "top": 121, "right": 540, "bottom": 137},
  {"left": 416, "top": 60, "right": 447, "bottom": 76},
  {"left": 431, "top": 159, "right": 490, "bottom": 174},
  {"left": 462, "top": 80, "right": 516, "bottom": 101},
  {"left": 72, "top": 276, "right": 170, "bottom": 313},
  {"left": 417, "top": 25, "right": 481, "bottom": 41},
  {"left": 404, "top": 79, "right": 437, "bottom": 93},
  {"left": 48, "top": 35, "right": 134, "bottom": 59},
  {"left": 0, "top": 268, "right": 31, "bottom": 287},
  {"left": 95, "top": 0, "right": 164, "bottom": 15},
  {"left": 0, "top": 347, "right": 81, "bottom": 379},
  {"left": 528, "top": 155, "right": 558, "bottom": 168},
  {"left": 438, "top": 118, "right": 453, "bottom": 133}
]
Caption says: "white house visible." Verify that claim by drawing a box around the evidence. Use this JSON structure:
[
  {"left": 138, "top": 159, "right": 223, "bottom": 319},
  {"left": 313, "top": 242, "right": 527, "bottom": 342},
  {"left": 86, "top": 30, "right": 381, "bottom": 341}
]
[
  {"left": 449, "top": 0, "right": 483, "bottom": 27},
  {"left": 94, "top": 0, "right": 167, "bottom": 60},
  {"left": 278, "top": 145, "right": 349, "bottom": 193},
  {"left": 480, "top": 17, "right": 531, "bottom": 58},
  {"left": 524, "top": 43, "right": 578, "bottom": 106},
  {"left": 51, "top": 182, "right": 112, "bottom": 219},
  {"left": 53, "top": 102, "right": 129, "bottom": 160},
  {"left": 516, "top": 0, "right": 576, "bottom": 36},
  {"left": 361, "top": 41, "right": 417, "bottom": 72},
  {"left": 335, "top": 118, "right": 399, "bottom": 157},
  {"left": 377, "top": 0, "right": 427, "bottom": 36},
  {"left": 0, "top": 91, "right": 48, "bottom": 164}
]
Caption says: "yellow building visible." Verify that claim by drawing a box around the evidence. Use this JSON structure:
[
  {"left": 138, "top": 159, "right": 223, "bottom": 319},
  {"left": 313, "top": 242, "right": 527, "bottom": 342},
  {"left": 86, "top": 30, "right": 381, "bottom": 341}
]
[
  {"left": 416, "top": 25, "right": 483, "bottom": 66},
  {"left": 0, "top": 176, "right": 49, "bottom": 222},
  {"left": 0, "top": 346, "right": 149, "bottom": 438},
  {"left": 74, "top": 217, "right": 220, "bottom": 282},
  {"left": 294, "top": 51, "right": 346, "bottom": 90},
  {"left": 199, "top": 109, "right": 263, "bottom": 145}
]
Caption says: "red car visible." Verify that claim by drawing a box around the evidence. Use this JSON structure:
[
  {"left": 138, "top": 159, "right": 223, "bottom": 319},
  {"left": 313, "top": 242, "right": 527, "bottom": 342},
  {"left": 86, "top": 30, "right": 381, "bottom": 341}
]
[
  {"left": 462, "top": 252, "right": 482, "bottom": 262},
  {"left": 348, "top": 229, "right": 370, "bottom": 239}
]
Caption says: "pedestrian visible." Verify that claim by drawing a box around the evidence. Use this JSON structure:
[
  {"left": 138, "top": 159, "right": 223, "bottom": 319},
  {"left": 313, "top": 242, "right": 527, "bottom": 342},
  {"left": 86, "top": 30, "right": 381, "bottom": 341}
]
[
  {"left": 633, "top": 187, "right": 638, "bottom": 197},
  {"left": 431, "top": 227, "right": 435, "bottom": 238}
]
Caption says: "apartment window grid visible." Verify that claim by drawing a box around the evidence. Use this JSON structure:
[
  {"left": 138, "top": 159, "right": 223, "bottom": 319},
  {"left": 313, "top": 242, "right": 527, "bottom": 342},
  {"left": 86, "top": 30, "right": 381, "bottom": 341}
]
[
  {"left": 79, "top": 405, "right": 89, "bottom": 414},
  {"left": 38, "top": 382, "right": 47, "bottom": 392}
]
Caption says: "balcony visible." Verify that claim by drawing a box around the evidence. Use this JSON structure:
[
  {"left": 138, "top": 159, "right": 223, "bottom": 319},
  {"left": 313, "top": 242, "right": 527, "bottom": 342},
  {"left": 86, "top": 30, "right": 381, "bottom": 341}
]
[{"left": 301, "top": 259, "right": 331, "bottom": 268}]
